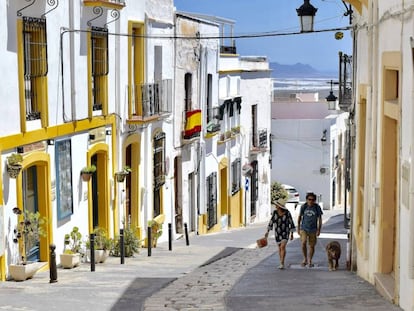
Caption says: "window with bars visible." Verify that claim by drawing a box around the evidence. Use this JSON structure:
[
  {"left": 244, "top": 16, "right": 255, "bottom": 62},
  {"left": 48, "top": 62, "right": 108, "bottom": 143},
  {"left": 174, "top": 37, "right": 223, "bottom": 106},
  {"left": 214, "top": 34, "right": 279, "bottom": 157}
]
[
  {"left": 91, "top": 27, "right": 108, "bottom": 112},
  {"left": 206, "top": 172, "right": 217, "bottom": 230},
  {"left": 184, "top": 73, "right": 192, "bottom": 111},
  {"left": 231, "top": 158, "right": 241, "bottom": 195},
  {"left": 23, "top": 17, "right": 48, "bottom": 121},
  {"left": 153, "top": 132, "right": 165, "bottom": 217},
  {"left": 153, "top": 132, "right": 166, "bottom": 188}
]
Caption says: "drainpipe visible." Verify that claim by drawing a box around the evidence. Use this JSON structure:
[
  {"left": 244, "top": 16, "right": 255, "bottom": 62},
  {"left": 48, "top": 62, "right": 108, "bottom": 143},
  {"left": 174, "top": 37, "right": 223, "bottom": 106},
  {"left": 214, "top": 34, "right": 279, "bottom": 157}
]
[{"left": 69, "top": 0, "right": 76, "bottom": 121}]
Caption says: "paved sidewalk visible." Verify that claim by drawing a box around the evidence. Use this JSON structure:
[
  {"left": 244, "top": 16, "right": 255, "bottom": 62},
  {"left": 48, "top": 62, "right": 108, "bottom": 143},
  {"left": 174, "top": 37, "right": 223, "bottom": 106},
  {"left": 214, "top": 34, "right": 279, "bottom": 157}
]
[{"left": 0, "top": 208, "right": 401, "bottom": 311}]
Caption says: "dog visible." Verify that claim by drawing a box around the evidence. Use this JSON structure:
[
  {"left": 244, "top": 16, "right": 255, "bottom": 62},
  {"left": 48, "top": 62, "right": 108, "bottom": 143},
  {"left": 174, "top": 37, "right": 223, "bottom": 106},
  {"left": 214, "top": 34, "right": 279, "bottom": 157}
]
[{"left": 326, "top": 241, "right": 341, "bottom": 271}]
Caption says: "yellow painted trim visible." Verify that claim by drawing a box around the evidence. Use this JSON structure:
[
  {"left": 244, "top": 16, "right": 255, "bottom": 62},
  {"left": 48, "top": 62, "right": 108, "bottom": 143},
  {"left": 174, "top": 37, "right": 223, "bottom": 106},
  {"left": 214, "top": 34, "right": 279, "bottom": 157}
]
[
  {"left": 344, "top": 0, "right": 363, "bottom": 14},
  {"left": 15, "top": 153, "right": 52, "bottom": 268},
  {"left": 128, "top": 21, "right": 145, "bottom": 119},
  {"left": 87, "top": 143, "right": 110, "bottom": 234},
  {"left": 0, "top": 256, "right": 5, "bottom": 281},
  {"left": 102, "top": 75, "right": 108, "bottom": 116},
  {"left": 124, "top": 133, "right": 142, "bottom": 236},
  {"left": 384, "top": 100, "right": 398, "bottom": 120},
  {"left": 0, "top": 115, "right": 116, "bottom": 151},
  {"left": 40, "top": 76, "right": 49, "bottom": 128},
  {"left": 218, "top": 70, "right": 242, "bottom": 74},
  {"left": 83, "top": 0, "right": 126, "bottom": 10},
  {"left": 110, "top": 122, "right": 117, "bottom": 233}
]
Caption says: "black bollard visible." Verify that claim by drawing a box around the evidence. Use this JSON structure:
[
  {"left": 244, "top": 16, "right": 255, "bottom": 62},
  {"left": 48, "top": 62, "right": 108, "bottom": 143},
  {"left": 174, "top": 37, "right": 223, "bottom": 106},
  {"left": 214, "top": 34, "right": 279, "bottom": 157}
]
[
  {"left": 168, "top": 223, "right": 172, "bottom": 251},
  {"left": 49, "top": 244, "right": 58, "bottom": 283},
  {"left": 120, "top": 228, "right": 125, "bottom": 264},
  {"left": 184, "top": 223, "right": 189, "bottom": 246},
  {"left": 147, "top": 226, "right": 152, "bottom": 257},
  {"left": 90, "top": 233, "right": 95, "bottom": 272}
]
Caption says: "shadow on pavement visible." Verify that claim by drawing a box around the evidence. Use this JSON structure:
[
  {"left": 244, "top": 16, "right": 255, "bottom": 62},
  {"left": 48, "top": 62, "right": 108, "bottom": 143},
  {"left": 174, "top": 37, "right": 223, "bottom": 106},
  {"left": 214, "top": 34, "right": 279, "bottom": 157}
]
[
  {"left": 111, "top": 278, "right": 175, "bottom": 311},
  {"left": 200, "top": 247, "right": 242, "bottom": 267}
]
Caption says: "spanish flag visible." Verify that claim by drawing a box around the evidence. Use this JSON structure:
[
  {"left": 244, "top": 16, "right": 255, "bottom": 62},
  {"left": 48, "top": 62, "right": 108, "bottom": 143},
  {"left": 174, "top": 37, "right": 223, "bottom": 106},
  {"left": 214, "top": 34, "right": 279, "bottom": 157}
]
[{"left": 184, "top": 109, "right": 202, "bottom": 139}]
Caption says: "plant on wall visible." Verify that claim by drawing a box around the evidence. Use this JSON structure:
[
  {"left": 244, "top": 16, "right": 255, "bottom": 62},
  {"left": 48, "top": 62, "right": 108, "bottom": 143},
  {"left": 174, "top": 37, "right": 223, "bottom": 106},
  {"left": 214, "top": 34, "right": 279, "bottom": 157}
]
[
  {"left": 6, "top": 153, "right": 23, "bottom": 178},
  {"left": 115, "top": 166, "right": 132, "bottom": 183}
]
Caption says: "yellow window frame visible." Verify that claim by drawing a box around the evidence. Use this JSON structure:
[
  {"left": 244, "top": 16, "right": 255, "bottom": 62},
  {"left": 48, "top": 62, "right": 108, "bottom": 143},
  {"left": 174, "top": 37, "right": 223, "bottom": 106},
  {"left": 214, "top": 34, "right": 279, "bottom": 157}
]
[
  {"left": 88, "top": 27, "right": 108, "bottom": 117},
  {"left": 128, "top": 21, "right": 145, "bottom": 118},
  {"left": 17, "top": 17, "right": 49, "bottom": 131}
]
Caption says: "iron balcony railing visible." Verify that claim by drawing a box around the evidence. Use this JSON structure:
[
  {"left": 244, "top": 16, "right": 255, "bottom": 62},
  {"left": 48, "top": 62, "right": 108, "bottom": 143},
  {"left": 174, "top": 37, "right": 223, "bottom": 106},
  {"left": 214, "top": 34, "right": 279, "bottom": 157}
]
[
  {"left": 130, "top": 79, "right": 172, "bottom": 120},
  {"left": 250, "top": 128, "right": 268, "bottom": 152}
]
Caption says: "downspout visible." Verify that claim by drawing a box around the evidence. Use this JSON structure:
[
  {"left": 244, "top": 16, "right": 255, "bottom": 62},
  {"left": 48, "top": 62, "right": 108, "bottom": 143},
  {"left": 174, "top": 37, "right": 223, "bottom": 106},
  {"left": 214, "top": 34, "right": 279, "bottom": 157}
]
[{"left": 69, "top": 0, "right": 76, "bottom": 121}]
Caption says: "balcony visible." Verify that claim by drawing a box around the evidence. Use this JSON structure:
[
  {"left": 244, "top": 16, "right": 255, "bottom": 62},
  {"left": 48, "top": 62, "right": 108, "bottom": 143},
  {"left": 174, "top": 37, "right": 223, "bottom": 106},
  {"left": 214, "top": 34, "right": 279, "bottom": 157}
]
[
  {"left": 127, "top": 80, "right": 172, "bottom": 124},
  {"left": 250, "top": 128, "right": 268, "bottom": 153},
  {"left": 83, "top": 0, "right": 126, "bottom": 9},
  {"left": 220, "top": 45, "right": 237, "bottom": 54},
  {"left": 183, "top": 109, "right": 202, "bottom": 140}
]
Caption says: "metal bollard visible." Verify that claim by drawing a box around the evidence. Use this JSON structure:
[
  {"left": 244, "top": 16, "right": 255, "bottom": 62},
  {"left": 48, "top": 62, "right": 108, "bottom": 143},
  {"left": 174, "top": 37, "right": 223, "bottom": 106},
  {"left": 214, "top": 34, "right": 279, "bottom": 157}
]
[
  {"left": 120, "top": 228, "right": 125, "bottom": 264},
  {"left": 184, "top": 223, "right": 189, "bottom": 246},
  {"left": 90, "top": 233, "right": 95, "bottom": 272},
  {"left": 147, "top": 226, "right": 152, "bottom": 257},
  {"left": 168, "top": 223, "right": 172, "bottom": 251},
  {"left": 49, "top": 244, "right": 58, "bottom": 283}
]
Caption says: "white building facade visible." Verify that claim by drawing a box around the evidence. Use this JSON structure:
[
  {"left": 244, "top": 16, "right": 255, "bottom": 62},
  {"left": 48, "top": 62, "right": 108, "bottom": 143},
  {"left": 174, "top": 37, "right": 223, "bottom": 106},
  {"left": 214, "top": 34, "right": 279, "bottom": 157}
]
[{"left": 350, "top": 0, "right": 414, "bottom": 310}]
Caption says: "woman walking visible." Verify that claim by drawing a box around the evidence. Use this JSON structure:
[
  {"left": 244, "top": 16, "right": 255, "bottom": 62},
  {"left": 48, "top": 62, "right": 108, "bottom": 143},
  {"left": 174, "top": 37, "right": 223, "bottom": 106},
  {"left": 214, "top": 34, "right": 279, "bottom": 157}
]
[{"left": 265, "top": 198, "right": 296, "bottom": 269}]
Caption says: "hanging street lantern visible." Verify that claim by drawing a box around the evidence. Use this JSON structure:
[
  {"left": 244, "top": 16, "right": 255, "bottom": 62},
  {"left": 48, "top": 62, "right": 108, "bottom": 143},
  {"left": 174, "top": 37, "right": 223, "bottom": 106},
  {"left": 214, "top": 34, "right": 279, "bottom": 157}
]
[
  {"left": 296, "top": 0, "right": 318, "bottom": 33},
  {"left": 326, "top": 80, "right": 338, "bottom": 110}
]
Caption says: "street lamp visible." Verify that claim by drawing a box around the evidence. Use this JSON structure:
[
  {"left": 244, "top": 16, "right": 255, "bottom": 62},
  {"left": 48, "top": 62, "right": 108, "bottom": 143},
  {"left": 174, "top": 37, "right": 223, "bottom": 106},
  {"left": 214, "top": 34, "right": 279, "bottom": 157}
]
[
  {"left": 326, "top": 80, "right": 338, "bottom": 110},
  {"left": 296, "top": 0, "right": 318, "bottom": 33}
]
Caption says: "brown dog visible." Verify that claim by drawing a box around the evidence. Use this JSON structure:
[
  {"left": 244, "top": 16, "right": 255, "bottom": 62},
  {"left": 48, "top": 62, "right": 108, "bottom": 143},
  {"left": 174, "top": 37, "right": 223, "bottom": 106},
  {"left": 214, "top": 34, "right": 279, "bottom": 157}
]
[{"left": 326, "top": 241, "right": 341, "bottom": 271}]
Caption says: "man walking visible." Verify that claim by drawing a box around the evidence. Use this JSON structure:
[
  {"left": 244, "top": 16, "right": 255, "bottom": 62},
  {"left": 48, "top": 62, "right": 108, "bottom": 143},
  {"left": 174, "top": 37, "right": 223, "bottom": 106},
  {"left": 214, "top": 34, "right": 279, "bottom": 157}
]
[{"left": 297, "top": 192, "right": 323, "bottom": 267}]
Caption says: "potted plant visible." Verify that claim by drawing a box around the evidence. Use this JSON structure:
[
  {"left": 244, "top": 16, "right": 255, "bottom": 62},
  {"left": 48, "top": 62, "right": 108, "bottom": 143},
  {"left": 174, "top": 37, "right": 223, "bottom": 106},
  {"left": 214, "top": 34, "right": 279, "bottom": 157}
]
[
  {"left": 111, "top": 222, "right": 140, "bottom": 257},
  {"left": 85, "top": 227, "right": 112, "bottom": 263},
  {"left": 60, "top": 226, "right": 82, "bottom": 269},
  {"left": 9, "top": 207, "right": 47, "bottom": 281},
  {"left": 114, "top": 166, "right": 132, "bottom": 183},
  {"left": 80, "top": 164, "right": 96, "bottom": 182},
  {"left": 6, "top": 153, "right": 23, "bottom": 178}
]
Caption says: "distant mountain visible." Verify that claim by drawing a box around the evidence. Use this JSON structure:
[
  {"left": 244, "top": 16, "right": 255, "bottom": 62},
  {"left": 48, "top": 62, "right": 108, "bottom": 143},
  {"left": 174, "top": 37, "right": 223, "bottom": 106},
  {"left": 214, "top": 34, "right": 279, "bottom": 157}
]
[{"left": 270, "top": 62, "right": 337, "bottom": 78}]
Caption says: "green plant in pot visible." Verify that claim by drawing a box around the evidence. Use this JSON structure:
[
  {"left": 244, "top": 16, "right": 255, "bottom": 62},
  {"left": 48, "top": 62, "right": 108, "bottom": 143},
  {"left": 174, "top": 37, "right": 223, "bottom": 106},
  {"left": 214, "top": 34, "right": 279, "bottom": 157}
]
[
  {"left": 9, "top": 207, "right": 47, "bottom": 281},
  {"left": 85, "top": 227, "right": 112, "bottom": 263},
  {"left": 115, "top": 166, "right": 131, "bottom": 183},
  {"left": 80, "top": 164, "right": 96, "bottom": 182},
  {"left": 111, "top": 221, "right": 140, "bottom": 257},
  {"left": 60, "top": 226, "right": 82, "bottom": 269}
]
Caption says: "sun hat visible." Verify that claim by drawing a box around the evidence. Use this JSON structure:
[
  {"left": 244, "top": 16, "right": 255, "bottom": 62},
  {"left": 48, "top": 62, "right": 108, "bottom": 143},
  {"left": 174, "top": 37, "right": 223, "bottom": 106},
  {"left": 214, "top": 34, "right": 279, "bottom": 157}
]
[{"left": 273, "top": 197, "right": 287, "bottom": 208}]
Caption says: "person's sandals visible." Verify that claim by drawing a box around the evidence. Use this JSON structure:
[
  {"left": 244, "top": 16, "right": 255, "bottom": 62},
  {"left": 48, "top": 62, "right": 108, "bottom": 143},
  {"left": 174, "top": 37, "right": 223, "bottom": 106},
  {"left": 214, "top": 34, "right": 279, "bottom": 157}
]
[
  {"left": 278, "top": 264, "right": 285, "bottom": 269},
  {"left": 301, "top": 260, "right": 307, "bottom": 267},
  {"left": 308, "top": 262, "right": 314, "bottom": 268}
]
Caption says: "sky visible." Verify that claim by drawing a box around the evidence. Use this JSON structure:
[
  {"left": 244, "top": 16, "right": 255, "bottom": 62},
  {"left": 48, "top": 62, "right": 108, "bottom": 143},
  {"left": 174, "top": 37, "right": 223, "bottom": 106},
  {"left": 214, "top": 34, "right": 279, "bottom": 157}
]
[{"left": 174, "top": 0, "right": 353, "bottom": 72}]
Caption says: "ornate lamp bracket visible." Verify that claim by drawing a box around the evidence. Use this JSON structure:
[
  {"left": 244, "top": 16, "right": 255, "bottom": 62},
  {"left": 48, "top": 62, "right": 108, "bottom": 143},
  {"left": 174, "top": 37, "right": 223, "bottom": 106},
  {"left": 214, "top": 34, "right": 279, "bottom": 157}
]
[
  {"left": 42, "top": 0, "right": 59, "bottom": 18},
  {"left": 17, "top": 0, "right": 37, "bottom": 17},
  {"left": 87, "top": 6, "right": 104, "bottom": 27},
  {"left": 104, "top": 9, "right": 120, "bottom": 28}
]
